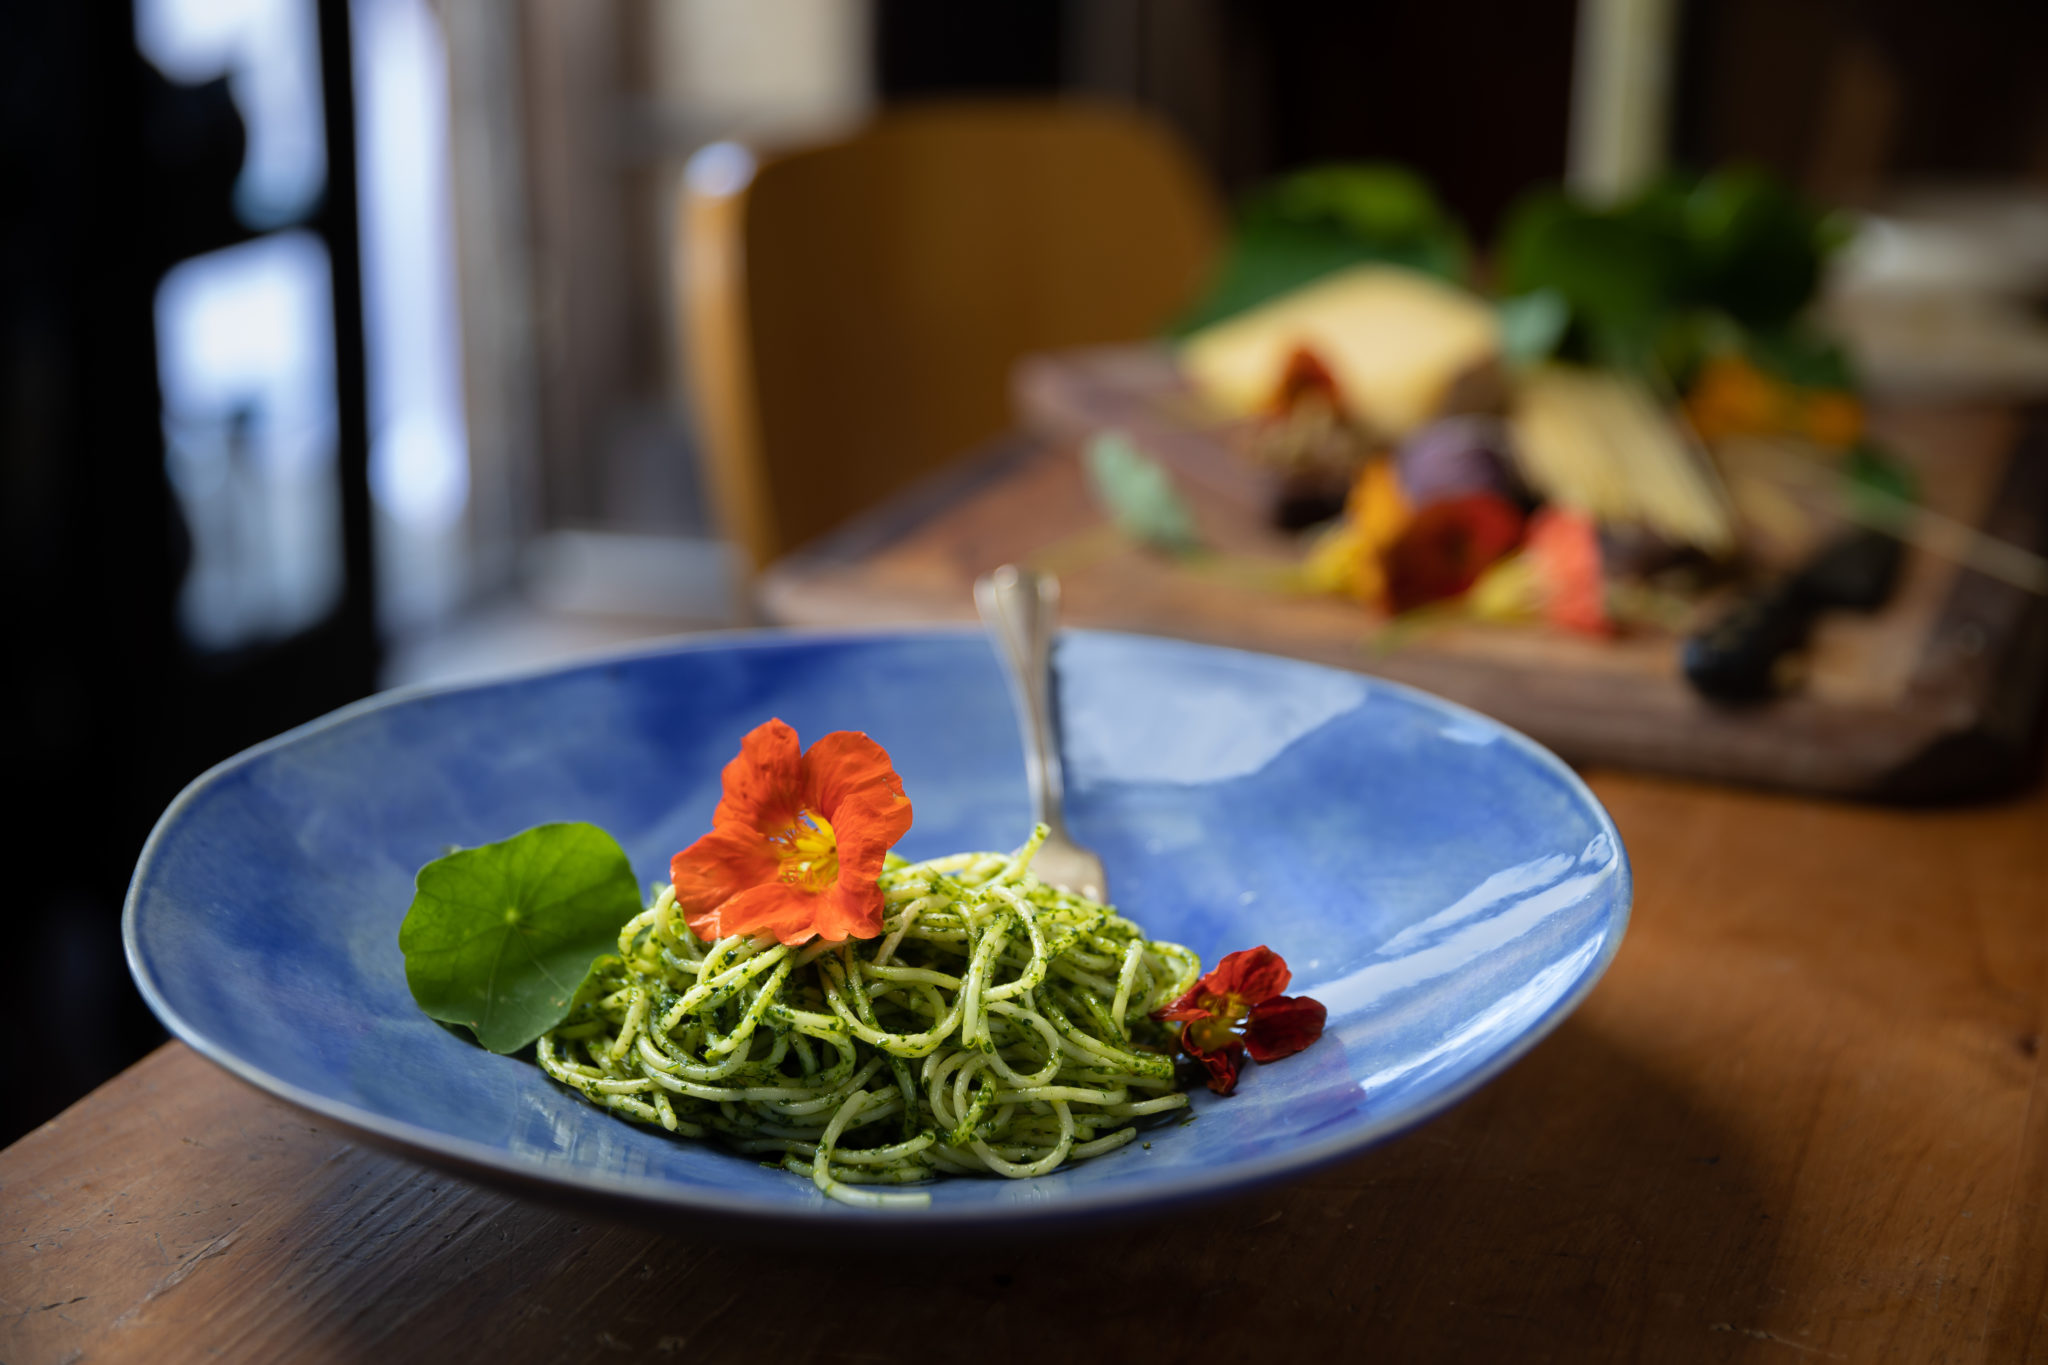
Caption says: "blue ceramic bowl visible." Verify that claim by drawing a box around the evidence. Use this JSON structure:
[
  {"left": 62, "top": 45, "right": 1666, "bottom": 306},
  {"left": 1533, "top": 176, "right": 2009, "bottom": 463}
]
[{"left": 126, "top": 629, "right": 1629, "bottom": 1233}]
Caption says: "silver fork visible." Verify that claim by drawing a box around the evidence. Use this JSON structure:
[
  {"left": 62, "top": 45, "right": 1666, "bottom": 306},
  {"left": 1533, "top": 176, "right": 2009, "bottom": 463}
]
[{"left": 974, "top": 565, "right": 1108, "bottom": 902}]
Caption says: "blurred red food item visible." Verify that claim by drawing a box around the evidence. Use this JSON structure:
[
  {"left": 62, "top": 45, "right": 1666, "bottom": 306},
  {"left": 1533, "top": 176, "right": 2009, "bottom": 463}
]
[
  {"left": 1385, "top": 493, "right": 1525, "bottom": 613},
  {"left": 1527, "top": 507, "right": 1611, "bottom": 636},
  {"left": 1266, "top": 345, "right": 1344, "bottom": 415}
]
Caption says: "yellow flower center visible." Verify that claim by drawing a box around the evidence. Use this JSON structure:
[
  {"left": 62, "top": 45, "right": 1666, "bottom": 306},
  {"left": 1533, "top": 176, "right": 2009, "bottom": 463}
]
[
  {"left": 1185, "top": 990, "right": 1250, "bottom": 1054},
  {"left": 771, "top": 811, "right": 839, "bottom": 892}
]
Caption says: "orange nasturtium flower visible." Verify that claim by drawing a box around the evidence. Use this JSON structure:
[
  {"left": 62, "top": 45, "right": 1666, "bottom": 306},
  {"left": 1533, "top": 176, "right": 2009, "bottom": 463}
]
[
  {"left": 1686, "top": 354, "right": 1865, "bottom": 450},
  {"left": 670, "top": 719, "right": 913, "bottom": 946},
  {"left": 1154, "top": 946, "right": 1326, "bottom": 1095}
]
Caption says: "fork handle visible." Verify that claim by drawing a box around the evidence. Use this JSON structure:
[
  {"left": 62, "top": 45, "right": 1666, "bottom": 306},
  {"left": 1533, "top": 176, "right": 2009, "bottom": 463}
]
[{"left": 974, "top": 566, "right": 1071, "bottom": 841}]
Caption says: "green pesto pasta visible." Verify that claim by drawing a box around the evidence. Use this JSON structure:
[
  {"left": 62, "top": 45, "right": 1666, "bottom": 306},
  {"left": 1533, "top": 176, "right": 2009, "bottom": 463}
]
[{"left": 535, "top": 825, "right": 1201, "bottom": 1207}]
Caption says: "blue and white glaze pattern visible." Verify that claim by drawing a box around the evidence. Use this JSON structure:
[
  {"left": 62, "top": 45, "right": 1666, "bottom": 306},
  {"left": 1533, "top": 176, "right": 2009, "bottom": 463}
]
[{"left": 125, "top": 628, "right": 1631, "bottom": 1230}]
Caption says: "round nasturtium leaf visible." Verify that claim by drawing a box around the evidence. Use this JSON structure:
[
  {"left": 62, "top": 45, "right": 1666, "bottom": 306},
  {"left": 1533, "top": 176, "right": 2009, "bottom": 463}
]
[{"left": 399, "top": 822, "right": 645, "bottom": 1054}]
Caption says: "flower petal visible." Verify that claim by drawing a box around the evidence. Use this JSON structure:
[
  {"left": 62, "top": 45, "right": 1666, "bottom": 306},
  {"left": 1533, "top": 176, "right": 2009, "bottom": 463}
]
[
  {"left": 1201, "top": 945, "right": 1291, "bottom": 1005},
  {"left": 828, "top": 786, "right": 913, "bottom": 874},
  {"left": 670, "top": 826, "right": 779, "bottom": 919},
  {"left": 1153, "top": 981, "right": 1211, "bottom": 1023},
  {"left": 800, "top": 730, "right": 908, "bottom": 818},
  {"left": 711, "top": 718, "right": 805, "bottom": 836},
  {"left": 1186, "top": 1033, "right": 1245, "bottom": 1096},
  {"left": 799, "top": 783, "right": 910, "bottom": 945},
  {"left": 674, "top": 721, "right": 913, "bottom": 946},
  {"left": 805, "top": 880, "right": 886, "bottom": 943},
  {"left": 795, "top": 791, "right": 909, "bottom": 945},
  {"left": 693, "top": 881, "right": 824, "bottom": 945},
  {"left": 1243, "top": 994, "right": 1327, "bottom": 1063}
]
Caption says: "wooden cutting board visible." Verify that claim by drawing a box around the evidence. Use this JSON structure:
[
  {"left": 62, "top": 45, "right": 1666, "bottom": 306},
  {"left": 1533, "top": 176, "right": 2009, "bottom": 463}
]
[{"left": 760, "top": 346, "right": 2048, "bottom": 798}]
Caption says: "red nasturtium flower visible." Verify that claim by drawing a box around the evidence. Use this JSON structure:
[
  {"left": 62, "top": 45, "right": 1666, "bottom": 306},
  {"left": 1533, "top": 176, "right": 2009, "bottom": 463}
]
[
  {"left": 670, "top": 719, "right": 913, "bottom": 946},
  {"left": 1154, "top": 946, "right": 1326, "bottom": 1095},
  {"left": 1384, "top": 491, "right": 1526, "bottom": 614}
]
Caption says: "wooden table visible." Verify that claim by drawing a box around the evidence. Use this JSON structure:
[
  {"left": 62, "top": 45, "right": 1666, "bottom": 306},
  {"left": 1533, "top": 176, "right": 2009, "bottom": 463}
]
[{"left": 6, "top": 771, "right": 2045, "bottom": 1362}]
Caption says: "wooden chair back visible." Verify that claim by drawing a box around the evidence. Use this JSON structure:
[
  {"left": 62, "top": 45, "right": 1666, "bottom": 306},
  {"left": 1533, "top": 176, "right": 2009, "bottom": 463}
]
[{"left": 678, "top": 100, "right": 1221, "bottom": 568}]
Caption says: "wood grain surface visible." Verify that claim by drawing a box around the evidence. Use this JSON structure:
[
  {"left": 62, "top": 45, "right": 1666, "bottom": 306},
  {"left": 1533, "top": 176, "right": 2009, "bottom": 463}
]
[{"left": 6, "top": 771, "right": 2045, "bottom": 1364}]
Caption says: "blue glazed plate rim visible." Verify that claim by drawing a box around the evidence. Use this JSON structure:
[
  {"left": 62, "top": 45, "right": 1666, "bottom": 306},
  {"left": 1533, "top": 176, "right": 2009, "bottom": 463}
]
[{"left": 123, "top": 625, "right": 1632, "bottom": 1231}]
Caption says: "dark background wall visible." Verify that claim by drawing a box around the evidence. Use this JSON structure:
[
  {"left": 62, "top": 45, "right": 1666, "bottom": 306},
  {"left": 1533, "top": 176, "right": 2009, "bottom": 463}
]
[{"left": 2, "top": 1, "right": 377, "bottom": 1141}]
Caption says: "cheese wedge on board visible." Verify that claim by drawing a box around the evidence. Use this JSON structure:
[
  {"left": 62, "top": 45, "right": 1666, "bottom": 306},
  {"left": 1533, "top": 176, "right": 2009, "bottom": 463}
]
[{"left": 1180, "top": 264, "right": 1500, "bottom": 436}]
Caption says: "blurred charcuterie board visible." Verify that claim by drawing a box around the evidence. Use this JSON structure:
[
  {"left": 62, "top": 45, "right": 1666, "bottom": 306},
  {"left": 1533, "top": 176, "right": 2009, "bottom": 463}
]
[{"left": 761, "top": 346, "right": 2048, "bottom": 798}]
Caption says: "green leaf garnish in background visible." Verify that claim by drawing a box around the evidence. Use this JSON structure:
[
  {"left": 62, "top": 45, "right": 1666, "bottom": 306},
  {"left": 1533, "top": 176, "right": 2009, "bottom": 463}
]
[
  {"left": 1175, "top": 162, "right": 1471, "bottom": 333},
  {"left": 1085, "top": 431, "right": 1202, "bottom": 556},
  {"left": 1742, "top": 324, "right": 1857, "bottom": 392},
  {"left": 1495, "top": 166, "right": 1849, "bottom": 379},
  {"left": 1844, "top": 439, "right": 1919, "bottom": 524},
  {"left": 1496, "top": 289, "right": 1571, "bottom": 369},
  {"left": 399, "top": 822, "right": 644, "bottom": 1054}
]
